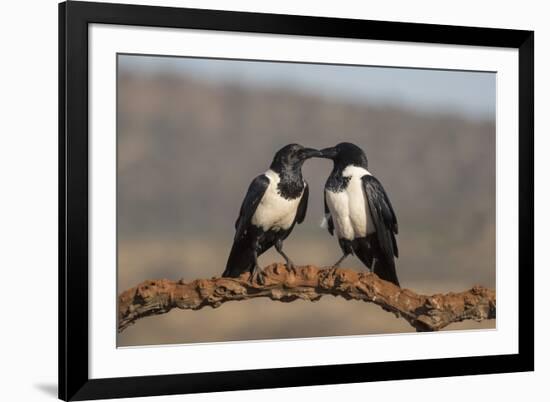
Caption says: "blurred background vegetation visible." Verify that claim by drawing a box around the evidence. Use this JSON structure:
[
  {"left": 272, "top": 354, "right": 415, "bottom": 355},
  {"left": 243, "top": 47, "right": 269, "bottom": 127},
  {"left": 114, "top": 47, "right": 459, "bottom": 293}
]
[{"left": 117, "top": 55, "right": 496, "bottom": 346}]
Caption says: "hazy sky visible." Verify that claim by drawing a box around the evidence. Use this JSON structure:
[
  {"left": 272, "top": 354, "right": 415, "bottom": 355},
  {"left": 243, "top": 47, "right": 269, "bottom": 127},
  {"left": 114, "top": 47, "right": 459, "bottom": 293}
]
[{"left": 119, "top": 54, "right": 496, "bottom": 120}]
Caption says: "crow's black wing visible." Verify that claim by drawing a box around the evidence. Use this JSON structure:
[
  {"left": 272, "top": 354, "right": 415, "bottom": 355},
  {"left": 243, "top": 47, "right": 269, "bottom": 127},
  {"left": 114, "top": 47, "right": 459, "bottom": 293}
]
[
  {"left": 362, "top": 175, "right": 400, "bottom": 285},
  {"left": 324, "top": 191, "right": 334, "bottom": 236},
  {"left": 362, "top": 175, "right": 398, "bottom": 255},
  {"left": 234, "top": 174, "right": 270, "bottom": 241},
  {"left": 294, "top": 182, "right": 309, "bottom": 225}
]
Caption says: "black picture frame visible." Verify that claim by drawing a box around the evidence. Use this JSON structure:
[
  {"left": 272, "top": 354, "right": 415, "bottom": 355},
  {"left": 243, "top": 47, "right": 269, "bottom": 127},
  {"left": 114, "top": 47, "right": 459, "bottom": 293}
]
[{"left": 59, "top": 1, "right": 534, "bottom": 400}]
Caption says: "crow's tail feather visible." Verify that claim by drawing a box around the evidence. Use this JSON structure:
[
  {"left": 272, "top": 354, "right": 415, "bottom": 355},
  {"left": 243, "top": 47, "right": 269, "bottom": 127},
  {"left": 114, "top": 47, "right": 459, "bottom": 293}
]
[
  {"left": 373, "top": 257, "right": 400, "bottom": 287},
  {"left": 222, "top": 238, "right": 255, "bottom": 278}
]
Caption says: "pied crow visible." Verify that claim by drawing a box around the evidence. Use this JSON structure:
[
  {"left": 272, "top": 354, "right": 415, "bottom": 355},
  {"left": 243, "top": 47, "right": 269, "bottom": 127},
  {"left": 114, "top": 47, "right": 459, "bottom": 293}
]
[
  {"left": 319, "top": 142, "right": 400, "bottom": 286},
  {"left": 223, "top": 144, "right": 320, "bottom": 281}
]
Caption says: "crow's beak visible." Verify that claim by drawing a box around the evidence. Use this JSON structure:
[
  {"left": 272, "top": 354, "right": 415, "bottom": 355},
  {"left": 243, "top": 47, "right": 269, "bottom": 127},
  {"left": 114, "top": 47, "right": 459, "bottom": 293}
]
[
  {"left": 300, "top": 147, "right": 322, "bottom": 159},
  {"left": 319, "top": 147, "right": 338, "bottom": 159}
]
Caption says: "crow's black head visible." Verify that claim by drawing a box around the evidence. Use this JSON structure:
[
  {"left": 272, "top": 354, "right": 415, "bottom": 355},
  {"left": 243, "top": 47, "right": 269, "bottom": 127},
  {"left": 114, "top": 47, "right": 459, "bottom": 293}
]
[
  {"left": 319, "top": 142, "right": 368, "bottom": 168},
  {"left": 270, "top": 144, "right": 320, "bottom": 173}
]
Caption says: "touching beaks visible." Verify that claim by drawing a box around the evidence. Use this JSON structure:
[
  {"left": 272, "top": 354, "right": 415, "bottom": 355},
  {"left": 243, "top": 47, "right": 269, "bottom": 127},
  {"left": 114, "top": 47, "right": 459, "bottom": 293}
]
[
  {"left": 319, "top": 147, "right": 338, "bottom": 159},
  {"left": 300, "top": 147, "right": 322, "bottom": 160}
]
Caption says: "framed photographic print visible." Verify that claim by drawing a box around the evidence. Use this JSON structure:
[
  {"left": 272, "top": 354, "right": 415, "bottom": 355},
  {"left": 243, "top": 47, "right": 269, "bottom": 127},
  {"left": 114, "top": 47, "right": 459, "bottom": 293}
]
[{"left": 59, "top": 1, "right": 534, "bottom": 400}]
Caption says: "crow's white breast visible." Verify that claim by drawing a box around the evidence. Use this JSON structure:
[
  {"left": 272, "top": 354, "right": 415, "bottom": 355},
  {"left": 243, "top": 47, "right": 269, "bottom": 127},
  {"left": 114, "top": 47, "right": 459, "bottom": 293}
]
[
  {"left": 326, "top": 165, "right": 375, "bottom": 240},
  {"left": 251, "top": 169, "right": 302, "bottom": 231}
]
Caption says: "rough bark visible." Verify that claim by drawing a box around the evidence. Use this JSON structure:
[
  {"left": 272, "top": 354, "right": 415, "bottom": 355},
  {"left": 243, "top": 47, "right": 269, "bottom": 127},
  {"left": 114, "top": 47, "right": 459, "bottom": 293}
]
[{"left": 118, "top": 264, "right": 496, "bottom": 333}]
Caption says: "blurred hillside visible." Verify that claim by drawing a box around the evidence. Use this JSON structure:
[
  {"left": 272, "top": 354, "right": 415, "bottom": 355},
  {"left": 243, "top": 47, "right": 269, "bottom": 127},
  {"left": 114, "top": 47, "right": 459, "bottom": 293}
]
[{"left": 117, "top": 70, "right": 496, "bottom": 346}]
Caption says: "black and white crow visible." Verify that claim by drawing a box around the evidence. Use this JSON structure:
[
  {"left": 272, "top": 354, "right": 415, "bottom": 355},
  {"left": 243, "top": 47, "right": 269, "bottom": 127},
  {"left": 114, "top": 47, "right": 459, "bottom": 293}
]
[
  {"left": 319, "top": 142, "right": 400, "bottom": 286},
  {"left": 222, "top": 144, "right": 320, "bottom": 280}
]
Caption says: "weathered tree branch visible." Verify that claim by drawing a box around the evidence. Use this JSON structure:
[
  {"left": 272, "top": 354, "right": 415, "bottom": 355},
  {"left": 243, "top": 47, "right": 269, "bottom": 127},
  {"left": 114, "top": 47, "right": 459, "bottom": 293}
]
[{"left": 118, "top": 263, "right": 495, "bottom": 333}]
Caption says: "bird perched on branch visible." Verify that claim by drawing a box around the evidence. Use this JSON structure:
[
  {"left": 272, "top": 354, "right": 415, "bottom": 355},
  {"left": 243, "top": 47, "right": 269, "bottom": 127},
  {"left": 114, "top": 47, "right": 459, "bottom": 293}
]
[
  {"left": 319, "top": 142, "right": 400, "bottom": 286},
  {"left": 223, "top": 144, "right": 321, "bottom": 281}
]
